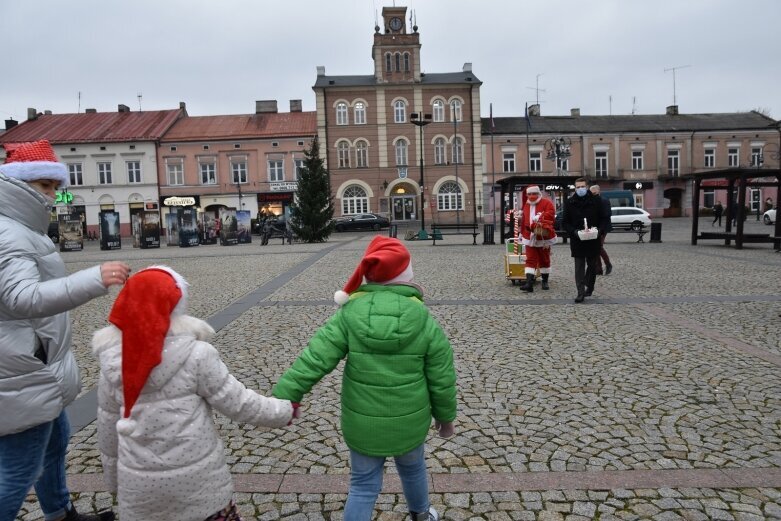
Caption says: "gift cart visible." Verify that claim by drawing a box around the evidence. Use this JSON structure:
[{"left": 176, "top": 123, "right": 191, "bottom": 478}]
[{"left": 504, "top": 238, "right": 527, "bottom": 285}]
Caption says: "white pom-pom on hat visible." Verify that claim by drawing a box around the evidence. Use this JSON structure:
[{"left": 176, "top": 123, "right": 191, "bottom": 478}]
[
  {"left": 334, "top": 290, "right": 350, "bottom": 306},
  {"left": 116, "top": 418, "right": 137, "bottom": 435}
]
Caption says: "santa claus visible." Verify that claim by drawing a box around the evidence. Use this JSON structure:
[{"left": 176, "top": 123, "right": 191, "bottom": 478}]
[{"left": 518, "top": 185, "right": 557, "bottom": 292}]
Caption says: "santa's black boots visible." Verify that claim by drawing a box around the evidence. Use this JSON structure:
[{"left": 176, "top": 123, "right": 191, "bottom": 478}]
[
  {"left": 519, "top": 274, "right": 535, "bottom": 292},
  {"left": 541, "top": 273, "right": 550, "bottom": 290}
]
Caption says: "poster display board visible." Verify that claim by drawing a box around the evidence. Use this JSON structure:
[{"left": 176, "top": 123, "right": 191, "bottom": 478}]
[
  {"left": 236, "top": 210, "right": 252, "bottom": 244},
  {"left": 131, "top": 214, "right": 141, "bottom": 248},
  {"left": 177, "top": 208, "right": 200, "bottom": 247},
  {"left": 140, "top": 211, "right": 161, "bottom": 249},
  {"left": 199, "top": 212, "right": 218, "bottom": 245},
  {"left": 165, "top": 213, "right": 178, "bottom": 246},
  {"left": 219, "top": 207, "right": 238, "bottom": 246},
  {"left": 58, "top": 214, "right": 83, "bottom": 252},
  {"left": 99, "top": 211, "right": 121, "bottom": 250}
]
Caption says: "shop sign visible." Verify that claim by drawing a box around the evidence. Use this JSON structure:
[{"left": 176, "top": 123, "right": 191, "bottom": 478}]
[
  {"left": 544, "top": 184, "right": 574, "bottom": 191},
  {"left": 624, "top": 182, "right": 654, "bottom": 190},
  {"left": 163, "top": 196, "right": 196, "bottom": 206},
  {"left": 55, "top": 191, "right": 74, "bottom": 204},
  {"left": 270, "top": 182, "right": 298, "bottom": 192}
]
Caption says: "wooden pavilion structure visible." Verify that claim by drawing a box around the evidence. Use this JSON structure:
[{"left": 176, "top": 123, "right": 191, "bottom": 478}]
[{"left": 497, "top": 175, "right": 579, "bottom": 243}]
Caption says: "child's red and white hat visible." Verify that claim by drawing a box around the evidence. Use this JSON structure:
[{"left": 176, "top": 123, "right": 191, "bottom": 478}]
[
  {"left": 0, "top": 140, "right": 69, "bottom": 187},
  {"left": 334, "top": 236, "right": 413, "bottom": 305}
]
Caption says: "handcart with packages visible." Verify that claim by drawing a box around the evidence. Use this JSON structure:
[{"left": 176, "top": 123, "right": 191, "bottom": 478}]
[{"left": 503, "top": 238, "right": 527, "bottom": 285}]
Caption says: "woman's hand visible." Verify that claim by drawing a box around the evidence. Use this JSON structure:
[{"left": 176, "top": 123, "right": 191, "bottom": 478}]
[{"left": 100, "top": 262, "right": 131, "bottom": 287}]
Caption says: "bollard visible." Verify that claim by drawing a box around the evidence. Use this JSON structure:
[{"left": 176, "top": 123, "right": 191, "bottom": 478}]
[
  {"left": 649, "top": 222, "right": 662, "bottom": 243},
  {"left": 483, "top": 223, "right": 495, "bottom": 245}
]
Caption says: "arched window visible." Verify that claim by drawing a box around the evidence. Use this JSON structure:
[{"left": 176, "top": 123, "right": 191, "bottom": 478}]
[
  {"left": 342, "top": 185, "right": 369, "bottom": 215},
  {"left": 354, "top": 102, "right": 366, "bottom": 125},
  {"left": 385, "top": 53, "right": 392, "bottom": 72},
  {"left": 437, "top": 181, "right": 463, "bottom": 211},
  {"left": 434, "top": 138, "right": 446, "bottom": 165},
  {"left": 336, "top": 102, "right": 348, "bottom": 125},
  {"left": 337, "top": 141, "right": 350, "bottom": 168},
  {"left": 452, "top": 137, "right": 464, "bottom": 164},
  {"left": 393, "top": 100, "right": 406, "bottom": 123},
  {"left": 355, "top": 141, "right": 368, "bottom": 168},
  {"left": 432, "top": 100, "right": 445, "bottom": 122},
  {"left": 395, "top": 52, "right": 401, "bottom": 71},
  {"left": 403, "top": 52, "right": 410, "bottom": 72},
  {"left": 395, "top": 140, "right": 408, "bottom": 166},
  {"left": 450, "top": 100, "right": 462, "bottom": 122}
]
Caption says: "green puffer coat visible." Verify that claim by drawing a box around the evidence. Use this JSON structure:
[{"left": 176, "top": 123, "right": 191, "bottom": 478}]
[{"left": 272, "top": 283, "right": 457, "bottom": 457}]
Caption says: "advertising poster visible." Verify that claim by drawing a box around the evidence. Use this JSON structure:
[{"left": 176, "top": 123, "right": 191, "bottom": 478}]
[
  {"left": 219, "top": 207, "right": 238, "bottom": 246},
  {"left": 58, "top": 214, "right": 84, "bottom": 252},
  {"left": 177, "top": 207, "right": 200, "bottom": 247},
  {"left": 199, "top": 212, "right": 218, "bottom": 245},
  {"left": 140, "top": 211, "right": 161, "bottom": 249},
  {"left": 131, "top": 214, "right": 141, "bottom": 248},
  {"left": 165, "top": 213, "right": 178, "bottom": 246},
  {"left": 99, "top": 211, "right": 121, "bottom": 250},
  {"left": 236, "top": 210, "right": 252, "bottom": 244}
]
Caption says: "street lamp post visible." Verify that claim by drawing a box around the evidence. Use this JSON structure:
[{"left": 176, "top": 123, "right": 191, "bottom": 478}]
[
  {"left": 545, "top": 137, "right": 572, "bottom": 176},
  {"left": 411, "top": 112, "right": 432, "bottom": 232}
]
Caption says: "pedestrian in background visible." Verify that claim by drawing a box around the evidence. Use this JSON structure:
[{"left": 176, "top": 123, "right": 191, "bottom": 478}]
[
  {"left": 590, "top": 184, "right": 613, "bottom": 275},
  {"left": 0, "top": 140, "right": 129, "bottom": 521},
  {"left": 273, "top": 236, "right": 457, "bottom": 521},
  {"left": 712, "top": 201, "right": 724, "bottom": 227}
]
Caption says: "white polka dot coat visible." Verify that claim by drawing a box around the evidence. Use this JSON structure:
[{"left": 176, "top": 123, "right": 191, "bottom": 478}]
[{"left": 93, "top": 315, "right": 293, "bottom": 521}]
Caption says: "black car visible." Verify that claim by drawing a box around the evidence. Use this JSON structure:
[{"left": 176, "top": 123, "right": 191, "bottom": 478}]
[{"left": 332, "top": 213, "right": 390, "bottom": 232}]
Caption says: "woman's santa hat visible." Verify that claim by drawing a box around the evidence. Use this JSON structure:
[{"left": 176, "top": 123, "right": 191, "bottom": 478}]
[
  {"left": 108, "top": 266, "right": 189, "bottom": 433},
  {"left": 334, "top": 236, "right": 413, "bottom": 305},
  {"left": 0, "top": 140, "right": 69, "bottom": 187}
]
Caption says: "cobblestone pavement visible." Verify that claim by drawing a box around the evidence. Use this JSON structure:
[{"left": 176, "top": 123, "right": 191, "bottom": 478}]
[{"left": 15, "top": 219, "right": 781, "bottom": 520}]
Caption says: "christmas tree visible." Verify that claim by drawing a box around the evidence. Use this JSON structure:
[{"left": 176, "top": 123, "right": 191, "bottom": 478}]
[{"left": 290, "top": 137, "right": 334, "bottom": 242}]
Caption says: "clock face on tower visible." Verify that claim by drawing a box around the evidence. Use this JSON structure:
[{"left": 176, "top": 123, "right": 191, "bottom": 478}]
[{"left": 389, "top": 17, "right": 403, "bottom": 31}]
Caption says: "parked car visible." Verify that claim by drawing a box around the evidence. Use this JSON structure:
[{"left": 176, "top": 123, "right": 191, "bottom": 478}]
[
  {"left": 763, "top": 208, "right": 777, "bottom": 225},
  {"left": 332, "top": 213, "right": 390, "bottom": 232},
  {"left": 611, "top": 207, "right": 652, "bottom": 230},
  {"left": 47, "top": 221, "right": 59, "bottom": 243}
]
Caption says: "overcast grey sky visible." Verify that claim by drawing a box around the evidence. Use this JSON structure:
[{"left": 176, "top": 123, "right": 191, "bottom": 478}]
[{"left": 1, "top": 0, "right": 779, "bottom": 125}]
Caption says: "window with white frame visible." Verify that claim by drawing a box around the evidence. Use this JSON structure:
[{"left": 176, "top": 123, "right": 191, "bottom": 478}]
[
  {"left": 166, "top": 160, "right": 183, "bottom": 185},
  {"left": 452, "top": 137, "right": 463, "bottom": 164},
  {"left": 342, "top": 185, "right": 368, "bottom": 215},
  {"left": 751, "top": 146, "right": 763, "bottom": 167},
  {"left": 231, "top": 158, "right": 248, "bottom": 183},
  {"left": 450, "top": 100, "right": 462, "bottom": 122},
  {"left": 529, "top": 151, "right": 541, "bottom": 172},
  {"left": 126, "top": 161, "right": 141, "bottom": 184},
  {"left": 667, "top": 150, "right": 680, "bottom": 177},
  {"left": 703, "top": 188, "right": 715, "bottom": 208},
  {"left": 355, "top": 141, "right": 368, "bottom": 168},
  {"left": 595, "top": 151, "right": 608, "bottom": 178},
  {"left": 394, "top": 100, "right": 406, "bottom": 123},
  {"left": 395, "top": 140, "right": 408, "bottom": 166},
  {"left": 433, "top": 100, "right": 445, "bottom": 122},
  {"left": 294, "top": 159, "right": 305, "bottom": 181},
  {"left": 403, "top": 52, "right": 410, "bottom": 72},
  {"left": 98, "top": 162, "right": 113, "bottom": 184},
  {"left": 503, "top": 153, "right": 515, "bottom": 173},
  {"left": 434, "top": 138, "right": 446, "bottom": 165},
  {"left": 199, "top": 160, "right": 216, "bottom": 184},
  {"left": 336, "top": 102, "right": 348, "bottom": 125},
  {"left": 267, "top": 160, "right": 283, "bottom": 181},
  {"left": 632, "top": 150, "right": 644, "bottom": 170},
  {"left": 728, "top": 147, "right": 740, "bottom": 167},
  {"left": 704, "top": 148, "right": 715, "bottom": 168},
  {"left": 385, "top": 53, "right": 392, "bottom": 71},
  {"left": 354, "top": 102, "right": 366, "bottom": 125},
  {"left": 337, "top": 141, "right": 350, "bottom": 168},
  {"left": 67, "top": 163, "right": 83, "bottom": 186},
  {"left": 437, "top": 181, "right": 463, "bottom": 211}
]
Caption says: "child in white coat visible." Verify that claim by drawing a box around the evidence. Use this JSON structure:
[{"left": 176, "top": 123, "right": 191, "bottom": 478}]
[{"left": 93, "top": 266, "right": 297, "bottom": 521}]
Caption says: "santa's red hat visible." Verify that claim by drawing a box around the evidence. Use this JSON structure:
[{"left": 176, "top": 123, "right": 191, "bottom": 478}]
[
  {"left": 0, "top": 140, "right": 69, "bottom": 187},
  {"left": 108, "top": 266, "right": 188, "bottom": 432},
  {"left": 526, "top": 185, "right": 541, "bottom": 195},
  {"left": 334, "top": 236, "right": 413, "bottom": 305}
]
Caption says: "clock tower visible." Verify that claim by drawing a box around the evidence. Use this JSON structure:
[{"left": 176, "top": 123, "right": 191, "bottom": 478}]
[{"left": 372, "top": 6, "right": 420, "bottom": 83}]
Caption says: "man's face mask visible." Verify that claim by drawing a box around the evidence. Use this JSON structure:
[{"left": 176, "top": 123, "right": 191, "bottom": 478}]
[{"left": 575, "top": 187, "right": 588, "bottom": 197}]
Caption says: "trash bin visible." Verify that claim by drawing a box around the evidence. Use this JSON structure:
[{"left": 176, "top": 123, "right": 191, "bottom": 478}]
[
  {"left": 388, "top": 224, "right": 398, "bottom": 238},
  {"left": 649, "top": 222, "right": 662, "bottom": 243},
  {"left": 483, "top": 223, "right": 495, "bottom": 245}
]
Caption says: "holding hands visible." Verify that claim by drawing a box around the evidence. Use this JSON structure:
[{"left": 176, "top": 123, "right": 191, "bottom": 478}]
[{"left": 100, "top": 261, "right": 131, "bottom": 287}]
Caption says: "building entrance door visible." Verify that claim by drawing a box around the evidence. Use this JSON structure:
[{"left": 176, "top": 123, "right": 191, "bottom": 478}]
[{"left": 392, "top": 195, "right": 416, "bottom": 221}]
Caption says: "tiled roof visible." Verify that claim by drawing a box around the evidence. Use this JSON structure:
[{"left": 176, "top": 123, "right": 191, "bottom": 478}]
[
  {"left": 482, "top": 111, "right": 779, "bottom": 135},
  {"left": 313, "top": 72, "right": 482, "bottom": 88},
  {"left": 161, "top": 112, "right": 317, "bottom": 142},
  {"left": 0, "top": 110, "right": 184, "bottom": 144}
]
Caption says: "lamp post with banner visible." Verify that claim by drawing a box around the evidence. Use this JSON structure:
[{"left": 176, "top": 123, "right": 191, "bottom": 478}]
[
  {"left": 410, "top": 112, "right": 432, "bottom": 232},
  {"left": 545, "top": 137, "right": 572, "bottom": 176}
]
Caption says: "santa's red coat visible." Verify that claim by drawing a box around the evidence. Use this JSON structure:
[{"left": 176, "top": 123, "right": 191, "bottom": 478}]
[{"left": 519, "top": 197, "right": 557, "bottom": 247}]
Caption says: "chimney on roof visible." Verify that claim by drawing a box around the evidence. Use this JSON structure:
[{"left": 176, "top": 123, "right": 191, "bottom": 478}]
[
  {"left": 118, "top": 104, "right": 130, "bottom": 112},
  {"left": 528, "top": 104, "right": 541, "bottom": 117},
  {"left": 570, "top": 108, "right": 580, "bottom": 117},
  {"left": 44, "top": 110, "right": 52, "bottom": 115},
  {"left": 256, "top": 100, "right": 278, "bottom": 114},
  {"left": 666, "top": 105, "right": 679, "bottom": 115},
  {"left": 85, "top": 108, "right": 97, "bottom": 113},
  {"left": 179, "top": 102, "right": 187, "bottom": 111},
  {"left": 316, "top": 66, "right": 325, "bottom": 76},
  {"left": 290, "top": 99, "right": 303, "bottom": 112},
  {"left": 463, "top": 62, "right": 472, "bottom": 73},
  {"left": 27, "top": 108, "right": 37, "bottom": 121},
  {"left": 5, "top": 119, "right": 17, "bottom": 130}
]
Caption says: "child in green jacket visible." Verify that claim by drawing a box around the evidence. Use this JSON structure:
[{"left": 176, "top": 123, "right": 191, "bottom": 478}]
[{"left": 273, "top": 236, "right": 457, "bottom": 521}]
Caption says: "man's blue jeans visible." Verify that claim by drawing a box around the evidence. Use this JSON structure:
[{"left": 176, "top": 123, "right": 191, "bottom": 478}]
[
  {"left": 344, "top": 444, "right": 429, "bottom": 521},
  {"left": 0, "top": 411, "right": 72, "bottom": 521}
]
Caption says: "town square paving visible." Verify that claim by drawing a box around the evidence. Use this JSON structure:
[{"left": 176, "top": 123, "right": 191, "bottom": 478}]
[{"left": 15, "top": 218, "right": 781, "bottom": 520}]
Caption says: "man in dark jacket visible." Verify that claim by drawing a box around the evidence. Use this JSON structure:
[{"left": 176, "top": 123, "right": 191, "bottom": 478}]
[
  {"left": 590, "top": 185, "right": 613, "bottom": 275},
  {"left": 562, "top": 178, "right": 608, "bottom": 302}
]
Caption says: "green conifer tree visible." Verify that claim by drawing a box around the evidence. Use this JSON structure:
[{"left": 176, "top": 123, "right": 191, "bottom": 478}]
[{"left": 290, "top": 137, "right": 334, "bottom": 242}]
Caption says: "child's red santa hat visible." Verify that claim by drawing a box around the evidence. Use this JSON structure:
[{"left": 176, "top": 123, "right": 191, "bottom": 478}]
[
  {"left": 0, "top": 140, "right": 69, "bottom": 187},
  {"left": 108, "top": 266, "right": 189, "bottom": 434},
  {"left": 334, "top": 236, "right": 413, "bottom": 305}
]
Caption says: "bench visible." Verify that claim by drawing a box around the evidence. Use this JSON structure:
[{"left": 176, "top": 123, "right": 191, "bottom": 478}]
[
  {"left": 611, "top": 225, "right": 648, "bottom": 243},
  {"left": 429, "top": 223, "right": 479, "bottom": 245}
]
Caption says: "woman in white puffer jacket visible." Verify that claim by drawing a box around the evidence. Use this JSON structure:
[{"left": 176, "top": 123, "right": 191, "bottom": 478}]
[{"left": 93, "top": 266, "right": 296, "bottom": 521}]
